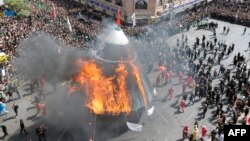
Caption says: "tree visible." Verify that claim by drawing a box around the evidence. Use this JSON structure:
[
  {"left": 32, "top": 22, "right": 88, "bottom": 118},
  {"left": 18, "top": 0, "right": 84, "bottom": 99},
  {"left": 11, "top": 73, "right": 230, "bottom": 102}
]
[{"left": 4, "top": 0, "right": 30, "bottom": 17}]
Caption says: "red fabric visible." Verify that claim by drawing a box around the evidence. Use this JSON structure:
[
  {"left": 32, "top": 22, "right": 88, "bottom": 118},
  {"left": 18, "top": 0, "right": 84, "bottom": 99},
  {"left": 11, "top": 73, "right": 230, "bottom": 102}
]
[
  {"left": 248, "top": 118, "right": 250, "bottom": 125},
  {"left": 51, "top": 3, "right": 57, "bottom": 20},
  {"left": 183, "top": 126, "right": 189, "bottom": 132},
  {"left": 36, "top": 103, "right": 45, "bottom": 110},
  {"left": 201, "top": 127, "right": 207, "bottom": 137},
  {"left": 187, "top": 76, "right": 193, "bottom": 86},
  {"left": 181, "top": 100, "right": 186, "bottom": 107},
  {"left": 116, "top": 8, "right": 121, "bottom": 26},
  {"left": 159, "top": 66, "right": 166, "bottom": 71}
]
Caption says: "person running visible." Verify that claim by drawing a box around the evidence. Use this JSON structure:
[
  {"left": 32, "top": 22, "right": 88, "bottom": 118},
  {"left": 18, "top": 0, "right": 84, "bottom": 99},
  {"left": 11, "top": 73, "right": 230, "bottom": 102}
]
[
  {"left": 12, "top": 103, "right": 19, "bottom": 118},
  {"left": 242, "top": 27, "right": 246, "bottom": 35},
  {"left": 167, "top": 86, "right": 174, "bottom": 100},
  {"left": 202, "top": 103, "right": 208, "bottom": 119},
  {"left": 20, "top": 119, "right": 28, "bottom": 135},
  {"left": 226, "top": 27, "right": 230, "bottom": 35},
  {"left": 178, "top": 71, "right": 183, "bottom": 83},
  {"left": 180, "top": 99, "right": 186, "bottom": 112},
  {"left": 1, "top": 125, "right": 8, "bottom": 139},
  {"left": 223, "top": 26, "right": 226, "bottom": 34},
  {"left": 35, "top": 103, "right": 45, "bottom": 117}
]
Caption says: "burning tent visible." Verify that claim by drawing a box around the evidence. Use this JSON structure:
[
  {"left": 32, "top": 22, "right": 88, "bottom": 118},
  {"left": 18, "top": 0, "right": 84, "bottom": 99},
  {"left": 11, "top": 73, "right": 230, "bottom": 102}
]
[
  {"left": 15, "top": 26, "right": 153, "bottom": 140},
  {"left": 69, "top": 25, "right": 153, "bottom": 125}
]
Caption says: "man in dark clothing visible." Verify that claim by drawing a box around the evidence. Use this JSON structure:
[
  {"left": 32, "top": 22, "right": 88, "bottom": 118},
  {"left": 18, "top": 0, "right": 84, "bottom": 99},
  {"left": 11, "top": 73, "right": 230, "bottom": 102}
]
[
  {"left": 9, "top": 83, "right": 21, "bottom": 99},
  {"left": 242, "top": 27, "right": 246, "bottom": 35},
  {"left": 12, "top": 103, "right": 19, "bottom": 117},
  {"left": 211, "top": 130, "right": 217, "bottom": 141},
  {"left": 215, "top": 93, "right": 220, "bottom": 105},
  {"left": 202, "top": 35, "right": 206, "bottom": 42},
  {"left": 244, "top": 108, "right": 249, "bottom": 118},
  {"left": 214, "top": 37, "right": 217, "bottom": 45},
  {"left": 203, "top": 104, "right": 208, "bottom": 118},
  {"left": 223, "top": 26, "right": 226, "bottom": 34},
  {"left": 196, "top": 37, "right": 200, "bottom": 45},
  {"left": 1, "top": 125, "right": 8, "bottom": 139},
  {"left": 36, "top": 125, "right": 47, "bottom": 141},
  {"left": 20, "top": 119, "right": 28, "bottom": 135},
  {"left": 203, "top": 51, "right": 207, "bottom": 59}
]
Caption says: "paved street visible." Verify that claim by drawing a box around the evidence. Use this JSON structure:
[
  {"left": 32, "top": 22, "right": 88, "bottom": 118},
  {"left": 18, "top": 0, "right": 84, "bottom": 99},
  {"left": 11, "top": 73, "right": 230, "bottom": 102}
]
[
  {"left": 1, "top": 19, "right": 250, "bottom": 141},
  {"left": 110, "top": 19, "right": 250, "bottom": 141}
]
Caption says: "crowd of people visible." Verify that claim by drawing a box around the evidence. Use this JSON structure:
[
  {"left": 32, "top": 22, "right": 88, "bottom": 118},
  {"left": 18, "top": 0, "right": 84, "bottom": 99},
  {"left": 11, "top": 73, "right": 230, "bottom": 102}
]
[
  {"left": 208, "top": 0, "right": 250, "bottom": 26},
  {"left": 137, "top": 20, "right": 250, "bottom": 141},
  {"left": 127, "top": 0, "right": 250, "bottom": 37}
]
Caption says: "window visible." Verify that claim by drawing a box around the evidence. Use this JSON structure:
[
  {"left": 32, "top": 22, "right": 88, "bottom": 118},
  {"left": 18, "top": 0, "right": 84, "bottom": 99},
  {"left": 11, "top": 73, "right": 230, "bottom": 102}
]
[
  {"left": 105, "top": 0, "right": 112, "bottom": 3},
  {"left": 135, "top": 0, "right": 148, "bottom": 9},
  {"left": 159, "top": 0, "right": 163, "bottom": 6},
  {"left": 115, "top": 0, "right": 123, "bottom": 7}
]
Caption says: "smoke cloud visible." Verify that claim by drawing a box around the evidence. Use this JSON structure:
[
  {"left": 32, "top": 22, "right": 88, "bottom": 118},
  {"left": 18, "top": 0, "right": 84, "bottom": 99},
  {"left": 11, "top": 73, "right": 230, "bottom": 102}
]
[{"left": 12, "top": 14, "right": 173, "bottom": 140}]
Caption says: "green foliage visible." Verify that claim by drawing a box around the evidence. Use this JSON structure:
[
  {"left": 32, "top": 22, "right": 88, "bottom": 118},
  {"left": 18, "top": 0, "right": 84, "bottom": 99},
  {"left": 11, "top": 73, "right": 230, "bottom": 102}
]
[
  {"left": 3, "top": 0, "right": 30, "bottom": 17},
  {"left": 17, "top": 9, "right": 30, "bottom": 17}
]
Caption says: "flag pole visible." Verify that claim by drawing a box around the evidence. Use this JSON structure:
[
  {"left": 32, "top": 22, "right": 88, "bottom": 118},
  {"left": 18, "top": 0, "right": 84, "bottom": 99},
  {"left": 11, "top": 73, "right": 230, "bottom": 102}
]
[
  {"left": 133, "top": 0, "right": 135, "bottom": 28},
  {"left": 133, "top": 0, "right": 135, "bottom": 12}
]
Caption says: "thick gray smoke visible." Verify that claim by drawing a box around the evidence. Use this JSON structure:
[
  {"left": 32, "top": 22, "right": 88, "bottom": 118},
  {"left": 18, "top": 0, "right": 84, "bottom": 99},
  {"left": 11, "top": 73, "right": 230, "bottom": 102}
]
[
  {"left": 127, "top": 23, "right": 173, "bottom": 72},
  {"left": 12, "top": 14, "right": 173, "bottom": 140},
  {"left": 13, "top": 32, "right": 126, "bottom": 141},
  {"left": 13, "top": 32, "right": 94, "bottom": 140},
  {"left": 15, "top": 32, "right": 85, "bottom": 82}
]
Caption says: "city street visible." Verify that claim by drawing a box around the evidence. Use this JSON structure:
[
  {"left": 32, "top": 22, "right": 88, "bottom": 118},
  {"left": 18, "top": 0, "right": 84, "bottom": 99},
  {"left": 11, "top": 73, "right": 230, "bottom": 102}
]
[{"left": 1, "top": 19, "right": 250, "bottom": 141}]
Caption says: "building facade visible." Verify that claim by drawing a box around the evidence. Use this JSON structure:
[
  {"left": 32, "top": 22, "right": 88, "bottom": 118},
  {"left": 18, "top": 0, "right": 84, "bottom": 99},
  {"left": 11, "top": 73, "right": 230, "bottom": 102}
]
[{"left": 75, "top": 0, "right": 205, "bottom": 24}]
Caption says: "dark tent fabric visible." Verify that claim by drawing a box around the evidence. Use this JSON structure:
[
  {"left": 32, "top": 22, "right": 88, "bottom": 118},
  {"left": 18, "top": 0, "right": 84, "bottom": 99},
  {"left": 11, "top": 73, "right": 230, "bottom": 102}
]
[{"left": 4, "top": 9, "right": 16, "bottom": 17}]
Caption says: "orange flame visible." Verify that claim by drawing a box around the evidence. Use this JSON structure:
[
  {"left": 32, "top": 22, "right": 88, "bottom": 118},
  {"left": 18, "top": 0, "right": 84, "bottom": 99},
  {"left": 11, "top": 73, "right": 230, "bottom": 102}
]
[
  {"left": 130, "top": 62, "right": 148, "bottom": 107},
  {"left": 126, "top": 48, "right": 147, "bottom": 107},
  {"left": 74, "top": 61, "right": 131, "bottom": 115}
]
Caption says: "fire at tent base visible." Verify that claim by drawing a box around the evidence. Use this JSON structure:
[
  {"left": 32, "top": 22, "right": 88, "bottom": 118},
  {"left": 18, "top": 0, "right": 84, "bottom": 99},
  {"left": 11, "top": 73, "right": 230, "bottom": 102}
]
[{"left": 15, "top": 27, "right": 153, "bottom": 140}]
